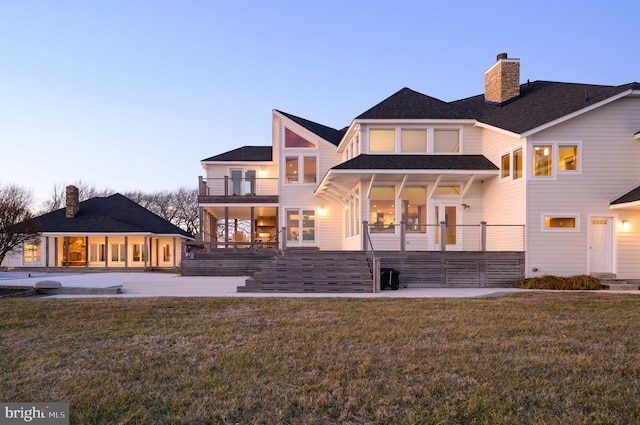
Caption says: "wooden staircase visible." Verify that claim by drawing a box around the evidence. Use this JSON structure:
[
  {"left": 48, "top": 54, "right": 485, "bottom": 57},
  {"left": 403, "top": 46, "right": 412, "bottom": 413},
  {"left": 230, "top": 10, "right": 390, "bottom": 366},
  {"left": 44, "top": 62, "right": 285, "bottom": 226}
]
[
  {"left": 593, "top": 273, "right": 640, "bottom": 291},
  {"left": 237, "top": 250, "right": 374, "bottom": 293},
  {"left": 181, "top": 249, "right": 279, "bottom": 276}
]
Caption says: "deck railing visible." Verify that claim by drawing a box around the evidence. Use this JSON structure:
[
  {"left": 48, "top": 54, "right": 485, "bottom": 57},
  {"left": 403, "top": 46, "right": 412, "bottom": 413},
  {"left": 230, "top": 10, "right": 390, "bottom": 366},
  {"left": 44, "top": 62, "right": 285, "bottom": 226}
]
[
  {"left": 362, "top": 221, "right": 381, "bottom": 292},
  {"left": 198, "top": 176, "right": 278, "bottom": 197},
  {"left": 367, "top": 221, "right": 525, "bottom": 252}
]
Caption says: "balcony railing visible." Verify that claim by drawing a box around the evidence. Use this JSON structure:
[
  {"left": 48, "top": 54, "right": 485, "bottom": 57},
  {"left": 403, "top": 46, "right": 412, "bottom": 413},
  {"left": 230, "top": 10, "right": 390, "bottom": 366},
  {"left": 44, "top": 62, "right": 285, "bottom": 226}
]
[{"left": 199, "top": 176, "right": 278, "bottom": 197}]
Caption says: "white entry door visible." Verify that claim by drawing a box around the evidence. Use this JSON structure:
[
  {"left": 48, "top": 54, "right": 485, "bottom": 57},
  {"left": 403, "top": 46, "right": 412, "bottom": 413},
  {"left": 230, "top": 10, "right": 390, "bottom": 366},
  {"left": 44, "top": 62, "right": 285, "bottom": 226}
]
[
  {"left": 435, "top": 204, "right": 461, "bottom": 250},
  {"left": 286, "top": 209, "right": 316, "bottom": 247},
  {"left": 589, "top": 217, "right": 613, "bottom": 274}
]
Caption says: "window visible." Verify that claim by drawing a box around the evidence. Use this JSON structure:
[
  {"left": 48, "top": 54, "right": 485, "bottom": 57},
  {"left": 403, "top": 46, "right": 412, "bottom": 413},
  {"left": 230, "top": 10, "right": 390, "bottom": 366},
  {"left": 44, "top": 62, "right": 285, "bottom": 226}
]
[
  {"left": 370, "top": 187, "right": 395, "bottom": 232},
  {"left": 285, "top": 156, "right": 317, "bottom": 184},
  {"left": 434, "top": 186, "right": 460, "bottom": 195},
  {"left": 89, "top": 244, "right": 106, "bottom": 262},
  {"left": 287, "top": 209, "right": 315, "bottom": 243},
  {"left": 111, "top": 244, "right": 125, "bottom": 262},
  {"left": 533, "top": 145, "right": 552, "bottom": 176},
  {"left": 558, "top": 144, "right": 578, "bottom": 171},
  {"left": 163, "top": 244, "right": 171, "bottom": 262},
  {"left": 501, "top": 153, "right": 510, "bottom": 179},
  {"left": 434, "top": 129, "right": 460, "bottom": 153},
  {"left": 370, "top": 129, "right": 395, "bottom": 152},
  {"left": 513, "top": 148, "right": 523, "bottom": 179},
  {"left": 401, "top": 130, "right": 427, "bottom": 152},
  {"left": 285, "top": 127, "right": 315, "bottom": 148},
  {"left": 132, "top": 244, "right": 146, "bottom": 262},
  {"left": 401, "top": 187, "right": 427, "bottom": 232},
  {"left": 303, "top": 157, "right": 316, "bottom": 183},
  {"left": 542, "top": 214, "right": 579, "bottom": 231},
  {"left": 23, "top": 242, "right": 41, "bottom": 263},
  {"left": 285, "top": 157, "right": 299, "bottom": 183}
]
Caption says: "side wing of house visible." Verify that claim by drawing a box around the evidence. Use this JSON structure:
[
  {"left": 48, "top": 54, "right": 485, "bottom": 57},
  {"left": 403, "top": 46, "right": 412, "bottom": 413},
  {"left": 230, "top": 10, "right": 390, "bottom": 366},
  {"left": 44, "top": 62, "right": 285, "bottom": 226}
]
[{"left": 523, "top": 95, "right": 640, "bottom": 278}]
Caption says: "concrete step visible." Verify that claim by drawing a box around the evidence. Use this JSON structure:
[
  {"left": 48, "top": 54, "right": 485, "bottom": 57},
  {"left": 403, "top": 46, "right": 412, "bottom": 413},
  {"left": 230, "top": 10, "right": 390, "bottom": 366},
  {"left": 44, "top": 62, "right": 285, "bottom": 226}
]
[{"left": 600, "top": 280, "right": 640, "bottom": 291}]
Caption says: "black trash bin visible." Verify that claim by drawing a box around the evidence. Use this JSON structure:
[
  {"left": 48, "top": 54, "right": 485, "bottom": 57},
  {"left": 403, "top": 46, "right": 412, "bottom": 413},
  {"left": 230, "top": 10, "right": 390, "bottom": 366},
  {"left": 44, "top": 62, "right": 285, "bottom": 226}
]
[{"left": 380, "top": 268, "right": 400, "bottom": 290}]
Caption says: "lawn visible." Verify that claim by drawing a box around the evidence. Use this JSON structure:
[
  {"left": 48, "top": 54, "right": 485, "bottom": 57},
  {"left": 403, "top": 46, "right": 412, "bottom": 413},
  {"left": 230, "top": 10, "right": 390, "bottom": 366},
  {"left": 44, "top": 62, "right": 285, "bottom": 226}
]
[{"left": 1, "top": 293, "right": 639, "bottom": 424}]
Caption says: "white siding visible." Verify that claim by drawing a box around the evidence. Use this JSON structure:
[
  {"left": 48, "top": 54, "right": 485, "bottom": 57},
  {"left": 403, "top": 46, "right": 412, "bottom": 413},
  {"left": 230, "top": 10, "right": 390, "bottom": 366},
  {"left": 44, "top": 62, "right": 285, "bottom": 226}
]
[{"left": 526, "top": 97, "right": 640, "bottom": 278}]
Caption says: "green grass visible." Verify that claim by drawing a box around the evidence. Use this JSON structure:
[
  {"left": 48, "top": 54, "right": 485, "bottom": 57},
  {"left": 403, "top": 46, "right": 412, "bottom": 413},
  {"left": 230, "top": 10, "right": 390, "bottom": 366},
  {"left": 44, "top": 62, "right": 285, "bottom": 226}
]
[{"left": 1, "top": 294, "right": 639, "bottom": 424}]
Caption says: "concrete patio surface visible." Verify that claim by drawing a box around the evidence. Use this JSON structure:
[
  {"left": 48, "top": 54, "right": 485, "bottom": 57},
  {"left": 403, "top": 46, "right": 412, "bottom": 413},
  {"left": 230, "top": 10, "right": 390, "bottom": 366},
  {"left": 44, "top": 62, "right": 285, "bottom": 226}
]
[{"left": 0, "top": 271, "right": 544, "bottom": 298}]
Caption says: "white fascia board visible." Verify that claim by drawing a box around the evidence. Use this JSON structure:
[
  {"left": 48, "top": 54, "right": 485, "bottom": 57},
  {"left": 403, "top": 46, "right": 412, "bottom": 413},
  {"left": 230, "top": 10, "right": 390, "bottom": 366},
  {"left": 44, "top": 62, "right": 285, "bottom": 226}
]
[
  {"left": 354, "top": 119, "right": 476, "bottom": 125},
  {"left": 473, "top": 121, "right": 523, "bottom": 139},
  {"left": 329, "top": 169, "right": 499, "bottom": 176},
  {"left": 520, "top": 90, "right": 633, "bottom": 138},
  {"left": 610, "top": 200, "right": 640, "bottom": 210},
  {"left": 201, "top": 161, "right": 273, "bottom": 167},
  {"left": 336, "top": 121, "right": 358, "bottom": 152}
]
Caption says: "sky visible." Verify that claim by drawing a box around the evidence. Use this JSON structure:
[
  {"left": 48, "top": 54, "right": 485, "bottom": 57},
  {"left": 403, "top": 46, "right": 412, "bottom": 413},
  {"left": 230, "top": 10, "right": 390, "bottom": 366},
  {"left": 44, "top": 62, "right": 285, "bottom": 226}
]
[{"left": 1, "top": 0, "right": 638, "bottom": 208}]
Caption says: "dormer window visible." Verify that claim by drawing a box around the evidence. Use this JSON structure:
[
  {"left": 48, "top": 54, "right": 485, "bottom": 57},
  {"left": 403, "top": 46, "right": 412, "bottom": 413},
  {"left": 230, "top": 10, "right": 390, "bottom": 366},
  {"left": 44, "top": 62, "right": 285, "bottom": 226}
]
[
  {"left": 433, "top": 129, "right": 460, "bottom": 153},
  {"left": 369, "top": 129, "right": 395, "bottom": 152}
]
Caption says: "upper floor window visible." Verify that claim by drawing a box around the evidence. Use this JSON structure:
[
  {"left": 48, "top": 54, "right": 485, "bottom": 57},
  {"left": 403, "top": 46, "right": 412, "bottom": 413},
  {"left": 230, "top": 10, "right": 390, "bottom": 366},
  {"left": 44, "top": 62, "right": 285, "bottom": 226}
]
[
  {"left": 401, "top": 130, "right": 427, "bottom": 152},
  {"left": 532, "top": 142, "right": 581, "bottom": 178},
  {"left": 434, "top": 129, "right": 460, "bottom": 153},
  {"left": 370, "top": 129, "right": 395, "bottom": 152},
  {"left": 501, "top": 153, "right": 510, "bottom": 179},
  {"left": 285, "top": 128, "right": 315, "bottom": 148},
  {"left": 533, "top": 145, "right": 552, "bottom": 177},
  {"left": 285, "top": 156, "right": 317, "bottom": 184},
  {"left": 558, "top": 144, "right": 578, "bottom": 171},
  {"left": 513, "top": 148, "right": 523, "bottom": 179}
]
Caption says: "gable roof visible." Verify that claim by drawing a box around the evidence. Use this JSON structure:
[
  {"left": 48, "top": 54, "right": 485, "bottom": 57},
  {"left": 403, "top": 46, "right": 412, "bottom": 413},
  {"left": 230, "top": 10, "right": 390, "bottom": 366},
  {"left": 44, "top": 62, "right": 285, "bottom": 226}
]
[
  {"left": 35, "top": 194, "right": 194, "bottom": 238},
  {"left": 610, "top": 185, "right": 640, "bottom": 205},
  {"left": 331, "top": 154, "right": 498, "bottom": 171},
  {"left": 356, "top": 87, "right": 464, "bottom": 120},
  {"left": 202, "top": 146, "right": 272, "bottom": 162},
  {"left": 276, "top": 110, "right": 346, "bottom": 146}
]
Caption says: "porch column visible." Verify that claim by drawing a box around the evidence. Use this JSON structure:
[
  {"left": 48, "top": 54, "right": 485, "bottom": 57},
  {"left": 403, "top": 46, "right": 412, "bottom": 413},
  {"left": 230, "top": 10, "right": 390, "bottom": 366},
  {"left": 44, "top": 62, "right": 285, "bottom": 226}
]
[
  {"left": 85, "top": 236, "right": 89, "bottom": 268},
  {"left": 65, "top": 237, "right": 70, "bottom": 268},
  {"left": 45, "top": 236, "right": 49, "bottom": 268},
  {"left": 400, "top": 221, "right": 406, "bottom": 252},
  {"left": 440, "top": 221, "right": 447, "bottom": 251},
  {"left": 173, "top": 237, "right": 177, "bottom": 269},
  {"left": 224, "top": 207, "right": 229, "bottom": 246},
  {"left": 104, "top": 236, "right": 109, "bottom": 268},
  {"left": 144, "top": 236, "right": 148, "bottom": 269},
  {"left": 124, "top": 236, "right": 129, "bottom": 268},
  {"left": 481, "top": 221, "right": 487, "bottom": 252}
]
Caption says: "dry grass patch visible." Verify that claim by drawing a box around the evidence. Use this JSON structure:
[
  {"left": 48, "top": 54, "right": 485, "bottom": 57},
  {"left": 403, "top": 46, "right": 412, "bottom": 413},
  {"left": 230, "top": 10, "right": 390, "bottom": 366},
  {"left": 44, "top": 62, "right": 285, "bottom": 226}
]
[{"left": 1, "top": 293, "right": 639, "bottom": 424}]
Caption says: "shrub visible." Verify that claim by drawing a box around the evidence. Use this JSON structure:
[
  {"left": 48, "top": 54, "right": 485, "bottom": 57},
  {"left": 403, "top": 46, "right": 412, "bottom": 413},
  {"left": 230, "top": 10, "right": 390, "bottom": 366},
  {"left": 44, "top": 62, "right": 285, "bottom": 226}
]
[{"left": 515, "top": 274, "right": 602, "bottom": 290}]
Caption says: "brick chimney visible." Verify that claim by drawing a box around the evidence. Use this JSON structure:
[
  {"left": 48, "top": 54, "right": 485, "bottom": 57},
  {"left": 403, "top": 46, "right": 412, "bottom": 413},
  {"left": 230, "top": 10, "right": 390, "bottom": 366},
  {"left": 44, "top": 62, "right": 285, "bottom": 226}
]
[
  {"left": 65, "top": 185, "right": 79, "bottom": 218},
  {"left": 484, "top": 53, "right": 520, "bottom": 105}
]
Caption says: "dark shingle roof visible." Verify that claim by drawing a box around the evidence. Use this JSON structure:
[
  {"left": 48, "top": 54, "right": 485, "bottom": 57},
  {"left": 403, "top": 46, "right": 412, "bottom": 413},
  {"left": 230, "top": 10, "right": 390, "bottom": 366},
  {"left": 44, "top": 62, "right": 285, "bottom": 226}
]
[
  {"left": 611, "top": 185, "right": 640, "bottom": 205},
  {"left": 331, "top": 154, "right": 498, "bottom": 171},
  {"left": 356, "top": 87, "right": 464, "bottom": 120},
  {"left": 202, "top": 146, "right": 272, "bottom": 162},
  {"left": 35, "top": 194, "right": 194, "bottom": 238},
  {"left": 276, "top": 110, "right": 346, "bottom": 146},
  {"left": 452, "top": 81, "right": 640, "bottom": 134}
]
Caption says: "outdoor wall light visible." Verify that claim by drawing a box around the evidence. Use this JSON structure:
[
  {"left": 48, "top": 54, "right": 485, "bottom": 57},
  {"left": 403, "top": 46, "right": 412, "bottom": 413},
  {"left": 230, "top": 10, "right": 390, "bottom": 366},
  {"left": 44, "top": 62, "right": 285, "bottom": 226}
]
[
  {"left": 461, "top": 204, "right": 470, "bottom": 210},
  {"left": 621, "top": 220, "right": 630, "bottom": 230}
]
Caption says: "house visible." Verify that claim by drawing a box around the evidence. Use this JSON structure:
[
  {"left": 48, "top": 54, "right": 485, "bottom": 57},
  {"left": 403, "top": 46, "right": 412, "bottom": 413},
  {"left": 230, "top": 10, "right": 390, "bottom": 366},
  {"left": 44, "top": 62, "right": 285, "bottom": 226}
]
[
  {"left": 197, "top": 53, "right": 640, "bottom": 281},
  {"left": 2, "top": 186, "right": 194, "bottom": 270}
]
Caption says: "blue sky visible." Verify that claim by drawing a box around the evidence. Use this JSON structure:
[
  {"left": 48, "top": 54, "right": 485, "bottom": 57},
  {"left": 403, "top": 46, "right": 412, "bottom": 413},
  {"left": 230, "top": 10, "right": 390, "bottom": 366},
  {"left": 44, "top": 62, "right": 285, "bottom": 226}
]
[{"left": 1, "top": 0, "right": 637, "bottom": 207}]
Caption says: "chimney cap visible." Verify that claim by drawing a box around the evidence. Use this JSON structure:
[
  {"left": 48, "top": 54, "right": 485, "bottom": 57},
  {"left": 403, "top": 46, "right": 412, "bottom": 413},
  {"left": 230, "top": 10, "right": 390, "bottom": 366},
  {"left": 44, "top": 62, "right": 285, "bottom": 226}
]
[{"left": 497, "top": 53, "right": 508, "bottom": 61}]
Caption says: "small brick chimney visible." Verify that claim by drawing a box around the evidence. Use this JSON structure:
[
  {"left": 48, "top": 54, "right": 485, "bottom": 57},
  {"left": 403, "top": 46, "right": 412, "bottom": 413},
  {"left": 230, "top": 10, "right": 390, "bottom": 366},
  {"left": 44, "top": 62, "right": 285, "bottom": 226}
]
[
  {"left": 484, "top": 53, "right": 520, "bottom": 105},
  {"left": 65, "top": 185, "right": 80, "bottom": 218}
]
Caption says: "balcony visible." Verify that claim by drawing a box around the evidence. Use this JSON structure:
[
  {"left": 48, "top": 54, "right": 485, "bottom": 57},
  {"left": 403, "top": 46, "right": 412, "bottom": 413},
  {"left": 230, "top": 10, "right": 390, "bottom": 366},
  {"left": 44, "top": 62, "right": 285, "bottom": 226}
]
[{"left": 198, "top": 176, "right": 278, "bottom": 204}]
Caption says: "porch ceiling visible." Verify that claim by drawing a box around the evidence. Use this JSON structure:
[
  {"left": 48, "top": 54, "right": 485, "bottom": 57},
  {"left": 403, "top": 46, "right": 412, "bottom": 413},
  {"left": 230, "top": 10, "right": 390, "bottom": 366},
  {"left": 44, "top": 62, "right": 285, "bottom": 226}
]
[{"left": 202, "top": 205, "right": 278, "bottom": 220}]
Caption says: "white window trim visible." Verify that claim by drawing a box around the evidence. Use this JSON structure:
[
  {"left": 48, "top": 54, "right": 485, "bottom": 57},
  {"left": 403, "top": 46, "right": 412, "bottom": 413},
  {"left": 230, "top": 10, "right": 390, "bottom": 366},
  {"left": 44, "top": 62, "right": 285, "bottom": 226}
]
[
  {"left": 529, "top": 141, "right": 582, "bottom": 180},
  {"left": 283, "top": 155, "right": 318, "bottom": 185},
  {"left": 540, "top": 213, "right": 581, "bottom": 232},
  {"left": 366, "top": 126, "right": 463, "bottom": 154}
]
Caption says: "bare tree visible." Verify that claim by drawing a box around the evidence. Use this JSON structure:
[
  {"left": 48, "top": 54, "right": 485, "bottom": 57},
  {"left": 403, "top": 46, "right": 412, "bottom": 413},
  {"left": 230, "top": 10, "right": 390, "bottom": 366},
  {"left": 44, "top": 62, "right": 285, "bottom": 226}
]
[
  {"left": 0, "top": 184, "right": 41, "bottom": 266},
  {"left": 40, "top": 180, "right": 113, "bottom": 213}
]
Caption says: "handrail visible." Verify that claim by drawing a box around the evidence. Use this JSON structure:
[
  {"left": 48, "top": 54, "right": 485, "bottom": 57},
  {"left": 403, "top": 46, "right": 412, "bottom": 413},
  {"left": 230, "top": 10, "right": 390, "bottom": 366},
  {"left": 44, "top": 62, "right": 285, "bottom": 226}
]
[
  {"left": 362, "top": 221, "right": 380, "bottom": 292},
  {"left": 198, "top": 176, "right": 279, "bottom": 196}
]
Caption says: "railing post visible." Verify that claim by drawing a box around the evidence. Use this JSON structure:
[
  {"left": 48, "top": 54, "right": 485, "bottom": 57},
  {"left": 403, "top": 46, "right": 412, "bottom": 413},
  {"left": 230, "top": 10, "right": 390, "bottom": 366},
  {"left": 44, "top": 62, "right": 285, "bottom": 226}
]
[
  {"left": 224, "top": 176, "right": 229, "bottom": 196},
  {"left": 281, "top": 227, "right": 287, "bottom": 251},
  {"left": 440, "top": 221, "right": 447, "bottom": 251},
  {"left": 481, "top": 221, "right": 487, "bottom": 252},
  {"left": 400, "top": 221, "right": 406, "bottom": 252},
  {"left": 362, "top": 221, "right": 369, "bottom": 251},
  {"left": 373, "top": 257, "right": 381, "bottom": 293}
]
